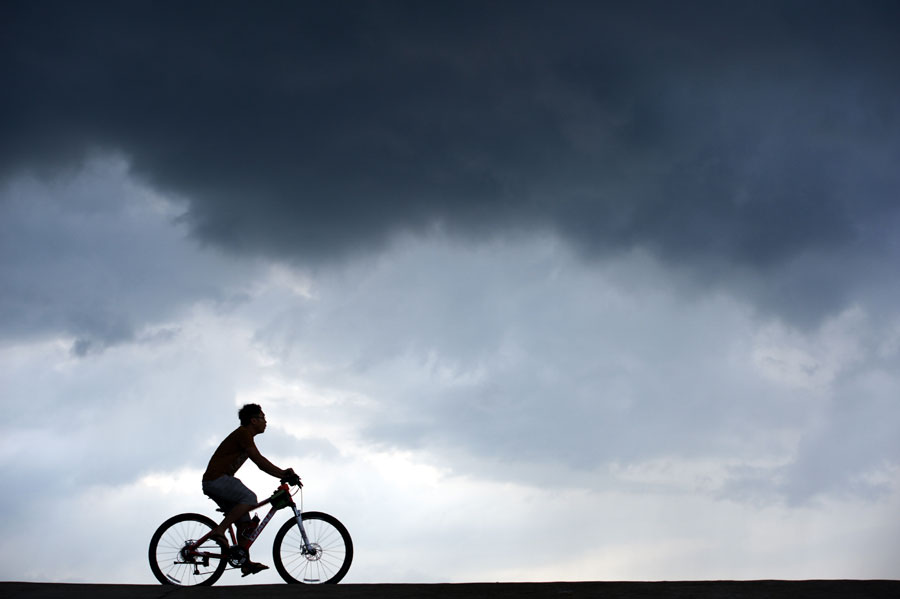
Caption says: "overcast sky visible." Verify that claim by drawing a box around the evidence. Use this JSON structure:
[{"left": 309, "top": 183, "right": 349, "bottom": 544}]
[{"left": 2, "top": 0, "right": 899, "bottom": 584}]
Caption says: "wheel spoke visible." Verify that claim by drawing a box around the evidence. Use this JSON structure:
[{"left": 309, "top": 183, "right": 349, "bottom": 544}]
[
  {"left": 149, "top": 514, "right": 227, "bottom": 586},
  {"left": 273, "top": 513, "right": 352, "bottom": 584}
]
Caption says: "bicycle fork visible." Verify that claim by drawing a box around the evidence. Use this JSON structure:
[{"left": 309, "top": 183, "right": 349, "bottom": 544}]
[{"left": 291, "top": 505, "right": 316, "bottom": 555}]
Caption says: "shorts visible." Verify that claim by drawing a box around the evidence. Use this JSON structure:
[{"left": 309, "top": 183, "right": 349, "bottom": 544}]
[{"left": 202, "top": 475, "right": 259, "bottom": 522}]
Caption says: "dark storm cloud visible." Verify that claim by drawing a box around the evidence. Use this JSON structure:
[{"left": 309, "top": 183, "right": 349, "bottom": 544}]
[{"left": 3, "top": 1, "right": 899, "bottom": 323}]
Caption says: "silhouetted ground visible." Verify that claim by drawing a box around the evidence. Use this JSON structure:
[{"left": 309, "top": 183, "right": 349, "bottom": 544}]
[{"left": 2, "top": 581, "right": 899, "bottom": 599}]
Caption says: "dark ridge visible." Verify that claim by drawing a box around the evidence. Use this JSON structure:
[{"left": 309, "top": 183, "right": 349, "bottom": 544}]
[{"left": 2, "top": 581, "right": 899, "bottom": 599}]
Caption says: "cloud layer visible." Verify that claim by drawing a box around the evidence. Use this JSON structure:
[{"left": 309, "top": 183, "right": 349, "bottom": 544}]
[{"left": 4, "top": 2, "right": 900, "bottom": 326}]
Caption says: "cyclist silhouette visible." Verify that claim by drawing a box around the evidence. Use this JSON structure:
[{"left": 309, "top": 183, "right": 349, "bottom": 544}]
[{"left": 202, "top": 403, "right": 297, "bottom": 576}]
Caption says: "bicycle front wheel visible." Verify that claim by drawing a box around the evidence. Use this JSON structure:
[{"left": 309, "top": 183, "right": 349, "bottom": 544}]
[
  {"left": 148, "top": 513, "right": 227, "bottom": 586},
  {"left": 273, "top": 511, "right": 353, "bottom": 584}
]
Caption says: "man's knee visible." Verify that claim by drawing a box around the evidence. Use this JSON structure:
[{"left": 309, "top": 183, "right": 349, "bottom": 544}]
[{"left": 229, "top": 503, "right": 254, "bottom": 522}]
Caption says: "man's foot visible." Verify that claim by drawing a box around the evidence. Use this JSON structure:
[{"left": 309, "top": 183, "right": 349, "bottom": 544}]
[
  {"left": 209, "top": 532, "right": 229, "bottom": 546},
  {"left": 241, "top": 561, "right": 269, "bottom": 577}
]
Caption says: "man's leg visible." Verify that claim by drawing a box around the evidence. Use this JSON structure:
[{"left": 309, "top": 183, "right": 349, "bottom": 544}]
[
  {"left": 210, "top": 503, "right": 252, "bottom": 540},
  {"left": 202, "top": 476, "right": 268, "bottom": 575},
  {"left": 208, "top": 505, "right": 268, "bottom": 575}
]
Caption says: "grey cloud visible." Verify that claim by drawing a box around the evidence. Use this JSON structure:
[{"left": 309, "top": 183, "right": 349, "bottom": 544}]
[
  {"left": 4, "top": 1, "right": 900, "bottom": 326},
  {"left": 0, "top": 159, "right": 255, "bottom": 350},
  {"left": 778, "top": 374, "right": 900, "bottom": 503},
  {"left": 253, "top": 239, "right": 869, "bottom": 501}
]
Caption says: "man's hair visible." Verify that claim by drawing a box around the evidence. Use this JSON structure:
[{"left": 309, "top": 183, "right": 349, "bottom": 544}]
[{"left": 238, "top": 403, "right": 263, "bottom": 426}]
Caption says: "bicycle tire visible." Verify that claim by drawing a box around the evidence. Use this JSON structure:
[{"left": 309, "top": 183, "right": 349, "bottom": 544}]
[
  {"left": 272, "top": 511, "right": 353, "bottom": 584},
  {"left": 148, "top": 513, "right": 228, "bottom": 586}
]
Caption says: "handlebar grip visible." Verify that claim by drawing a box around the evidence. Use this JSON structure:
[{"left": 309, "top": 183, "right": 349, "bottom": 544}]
[{"left": 281, "top": 473, "right": 302, "bottom": 487}]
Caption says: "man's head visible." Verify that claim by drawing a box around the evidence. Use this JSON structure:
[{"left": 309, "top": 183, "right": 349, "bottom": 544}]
[{"left": 238, "top": 403, "right": 267, "bottom": 434}]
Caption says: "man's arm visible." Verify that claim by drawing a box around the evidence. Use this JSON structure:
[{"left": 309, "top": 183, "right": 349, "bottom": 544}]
[
  {"left": 246, "top": 440, "right": 291, "bottom": 478},
  {"left": 238, "top": 429, "right": 293, "bottom": 478}
]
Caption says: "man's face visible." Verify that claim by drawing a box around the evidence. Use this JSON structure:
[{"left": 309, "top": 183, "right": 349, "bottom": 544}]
[{"left": 250, "top": 412, "right": 267, "bottom": 434}]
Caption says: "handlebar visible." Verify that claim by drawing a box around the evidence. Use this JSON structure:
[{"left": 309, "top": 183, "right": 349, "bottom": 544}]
[{"left": 280, "top": 471, "right": 302, "bottom": 488}]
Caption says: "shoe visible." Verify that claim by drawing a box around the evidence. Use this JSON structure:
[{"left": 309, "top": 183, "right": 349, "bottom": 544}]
[
  {"left": 241, "top": 561, "right": 269, "bottom": 577},
  {"left": 209, "top": 533, "right": 228, "bottom": 546}
]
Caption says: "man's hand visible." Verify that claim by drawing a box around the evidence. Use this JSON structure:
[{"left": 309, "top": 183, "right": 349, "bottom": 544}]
[{"left": 281, "top": 468, "right": 302, "bottom": 487}]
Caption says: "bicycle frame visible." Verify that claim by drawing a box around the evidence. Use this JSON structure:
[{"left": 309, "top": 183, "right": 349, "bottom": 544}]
[{"left": 191, "top": 482, "right": 309, "bottom": 559}]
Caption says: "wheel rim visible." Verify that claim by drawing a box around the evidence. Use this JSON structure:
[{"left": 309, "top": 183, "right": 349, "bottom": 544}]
[
  {"left": 152, "top": 518, "right": 224, "bottom": 585},
  {"left": 277, "top": 517, "right": 348, "bottom": 583}
]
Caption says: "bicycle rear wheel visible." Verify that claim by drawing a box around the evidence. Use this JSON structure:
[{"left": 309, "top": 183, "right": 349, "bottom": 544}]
[
  {"left": 148, "top": 513, "right": 227, "bottom": 586},
  {"left": 273, "top": 511, "right": 353, "bottom": 584}
]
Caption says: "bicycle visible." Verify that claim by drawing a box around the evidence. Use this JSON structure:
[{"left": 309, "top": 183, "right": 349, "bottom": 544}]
[{"left": 148, "top": 476, "right": 353, "bottom": 586}]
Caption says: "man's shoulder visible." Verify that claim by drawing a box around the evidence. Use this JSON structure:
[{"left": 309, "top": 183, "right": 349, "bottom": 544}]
[
  {"left": 218, "top": 426, "right": 253, "bottom": 445},
  {"left": 231, "top": 425, "right": 256, "bottom": 446}
]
